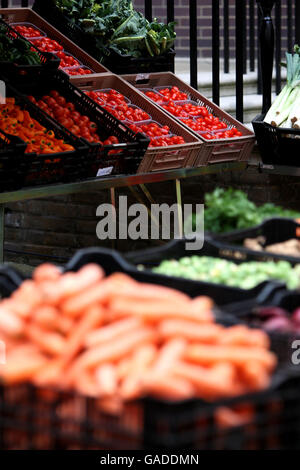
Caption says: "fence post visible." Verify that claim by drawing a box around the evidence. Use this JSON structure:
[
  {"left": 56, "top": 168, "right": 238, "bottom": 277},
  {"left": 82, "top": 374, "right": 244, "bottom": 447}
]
[{"left": 256, "top": 0, "right": 276, "bottom": 115}]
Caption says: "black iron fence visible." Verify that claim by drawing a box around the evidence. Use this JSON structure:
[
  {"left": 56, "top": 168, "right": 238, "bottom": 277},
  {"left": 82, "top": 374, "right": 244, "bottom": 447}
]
[{"left": 1, "top": 0, "right": 300, "bottom": 122}]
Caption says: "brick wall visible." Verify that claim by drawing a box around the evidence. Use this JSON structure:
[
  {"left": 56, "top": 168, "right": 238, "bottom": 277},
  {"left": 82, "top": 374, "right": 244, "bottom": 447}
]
[{"left": 134, "top": 0, "right": 293, "bottom": 59}]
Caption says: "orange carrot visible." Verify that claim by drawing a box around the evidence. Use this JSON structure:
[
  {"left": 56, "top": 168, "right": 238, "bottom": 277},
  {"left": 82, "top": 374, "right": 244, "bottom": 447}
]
[
  {"left": 120, "top": 344, "right": 157, "bottom": 400},
  {"left": 215, "top": 406, "right": 254, "bottom": 429},
  {"left": 33, "top": 263, "right": 61, "bottom": 283},
  {"left": 11, "top": 280, "right": 43, "bottom": 318},
  {"left": 240, "top": 361, "right": 271, "bottom": 391},
  {"left": 95, "top": 363, "right": 117, "bottom": 396},
  {"left": 33, "top": 306, "right": 60, "bottom": 330},
  {"left": 25, "top": 324, "right": 66, "bottom": 356},
  {"left": 74, "top": 368, "right": 100, "bottom": 398},
  {"left": 0, "top": 306, "right": 24, "bottom": 337},
  {"left": 1, "top": 354, "right": 48, "bottom": 385},
  {"left": 85, "top": 316, "right": 142, "bottom": 349},
  {"left": 220, "top": 325, "right": 270, "bottom": 349},
  {"left": 159, "top": 319, "right": 223, "bottom": 343},
  {"left": 68, "top": 327, "right": 155, "bottom": 375},
  {"left": 150, "top": 338, "right": 187, "bottom": 376},
  {"left": 143, "top": 374, "right": 195, "bottom": 401},
  {"left": 108, "top": 298, "right": 212, "bottom": 323},
  {"left": 185, "top": 344, "right": 277, "bottom": 371}
]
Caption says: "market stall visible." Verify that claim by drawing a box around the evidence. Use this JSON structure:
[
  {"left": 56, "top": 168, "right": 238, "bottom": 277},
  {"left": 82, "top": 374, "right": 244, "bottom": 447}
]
[{"left": 0, "top": 1, "right": 300, "bottom": 452}]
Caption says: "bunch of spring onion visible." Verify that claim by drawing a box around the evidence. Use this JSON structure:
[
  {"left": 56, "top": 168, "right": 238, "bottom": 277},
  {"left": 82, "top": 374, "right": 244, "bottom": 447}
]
[{"left": 264, "top": 45, "right": 300, "bottom": 128}]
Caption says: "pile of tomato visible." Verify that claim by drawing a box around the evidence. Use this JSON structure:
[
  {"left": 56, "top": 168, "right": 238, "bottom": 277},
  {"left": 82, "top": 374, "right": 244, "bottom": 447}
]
[
  {"left": 30, "top": 37, "right": 63, "bottom": 52},
  {"left": 128, "top": 122, "right": 185, "bottom": 147},
  {"left": 180, "top": 116, "right": 242, "bottom": 139},
  {"left": 65, "top": 67, "right": 93, "bottom": 76},
  {"left": 28, "top": 91, "right": 119, "bottom": 146},
  {"left": 143, "top": 90, "right": 168, "bottom": 105},
  {"left": 55, "top": 51, "right": 80, "bottom": 68},
  {"left": 157, "top": 86, "right": 188, "bottom": 101},
  {"left": 13, "top": 23, "right": 95, "bottom": 76},
  {"left": 12, "top": 24, "right": 42, "bottom": 38},
  {"left": 86, "top": 89, "right": 128, "bottom": 107}
]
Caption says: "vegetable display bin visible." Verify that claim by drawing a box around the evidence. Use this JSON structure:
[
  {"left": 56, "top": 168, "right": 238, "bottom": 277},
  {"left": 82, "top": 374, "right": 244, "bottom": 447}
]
[
  {"left": 124, "top": 238, "right": 290, "bottom": 310},
  {"left": 0, "top": 18, "right": 59, "bottom": 83},
  {"left": 252, "top": 114, "right": 300, "bottom": 166},
  {"left": 2, "top": 81, "right": 91, "bottom": 187},
  {"left": 0, "top": 248, "right": 299, "bottom": 450},
  {"left": 32, "top": 0, "right": 175, "bottom": 75},
  {"left": 122, "top": 72, "right": 255, "bottom": 165},
  {"left": 0, "top": 129, "right": 27, "bottom": 192},
  {"left": 0, "top": 8, "right": 109, "bottom": 77},
  {"left": 13, "top": 70, "right": 149, "bottom": 177},
  {"left": 71, "top": 74, "right": 203, "bottom": 172},
  {"left": 212, "top": 218, "right": 300, "bottom": 265}
]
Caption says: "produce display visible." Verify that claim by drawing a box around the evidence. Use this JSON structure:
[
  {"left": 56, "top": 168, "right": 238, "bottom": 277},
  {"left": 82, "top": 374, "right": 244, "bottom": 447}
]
[
  {"left": 9, "top": 21, "right": 96, "bottom": 77},
  {"left": 0, "top": 23, "right": 41, "bottom": 65},
  {"left": 201, "top": 188, "right": 300, "bottom": 234},
  {"left": 53, "top": 0, "right": 176, "bottom": 59},
  {"left": 244, "top": 237, "right": 300, "bottom": 257},
  {"left": 0, "top": 98, "right": 74, "bottom": 154},
  {"left": 141, "top": 85, "right": 242, "bottom": 140},
  {"left": 152, "top": 257, "right": 300, "bottom": 290},
  {"left": 264, "top": 45, "right": 300, "bottom": 129},
  {"left": 85, "top": 87, "right": 186, "bottom": 147},
  {"left": 28, "top": 91, "right": 119, "bottom": 146},
  {"left": 0, "top": 263, "right": 276, "bottom": 407}
]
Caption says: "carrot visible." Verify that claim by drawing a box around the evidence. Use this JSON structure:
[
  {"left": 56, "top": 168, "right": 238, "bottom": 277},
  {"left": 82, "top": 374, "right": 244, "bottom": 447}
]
[
  {"left": 108, "top": 298, "right": 212, "bottom": 323},
  {"left": 74, "top": 368, "right": 100, "bottom": 398},
  {"left": 56, "top": 315, "right": 74, "bottom": 335},
  {"left": 159, "top": 319, "right": 223, "bottom": 343},
  {"left": 60, "top": 278, "right": 114, "bottom": 317},
  {"left": 33, "top": 306, "right": 60, "bottom": 330},
  {"left": 173, "top": 361, "right": 238, "bottom": 399},
  {"left": 95, "top": 363, "right": 117, "bottom": 396},
  {"left": 220, "top": 325, "right": 270, "bottom": 349},
  {"left": 7, "top": 343, "right": 40, "bottom": 359},
  {"left": 185, "top": 344, "right": 277, "bottom": 372},
  {"left": 215, "top": 406, "right": 254, "bottom": 429},
  {"left": 1, "top": 354, "right": 48, "bottom": 385},
  {"left": 240, "top": 361, "right": 271, "bottom": 391},
  {"left": 25, "top": 324, "right": 66, "bottom": 356},
  {"left": 150, "top": 338, "right": 187, "bottom": 376},
  {"left": 120, "top": 345, "right": 157, "bottom": 400},
  {"left": 11, "top": 280, "right": 43, "bottom": 318},
  {"left": 33, "top": 263, "right": 61, "bottom": 283},
  {"left": 67, "top": 327, "right": 155, "bottom": 378},
  {"left": 113, "top": 282, "right": 191, "bottom": 304},
  {"left": 63, "top": 304, "right": 104, "bottom": 364},
  {"left": 85, "top": 317, "right": 142, "bottom": 349},
  {"left": 0, "top": 306, "right": 24, "bottom": 337},
  {"left": 143, "top": 374, "right": 195, "bottom": 401}
]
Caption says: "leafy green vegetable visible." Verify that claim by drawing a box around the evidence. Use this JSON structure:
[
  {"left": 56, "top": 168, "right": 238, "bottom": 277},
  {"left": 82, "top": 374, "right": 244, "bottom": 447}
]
[
  {"left": 153, "top": 256, "right": 300, "bottom": 290},
  {"left": 187, "top": 187, "right": 300, "bottom": 234},
  {"left": 54, "top": 0, "right": 176, "bottom": 59},
  {"left": 0, "top": 25, "right": 41, "bottom": 65}
]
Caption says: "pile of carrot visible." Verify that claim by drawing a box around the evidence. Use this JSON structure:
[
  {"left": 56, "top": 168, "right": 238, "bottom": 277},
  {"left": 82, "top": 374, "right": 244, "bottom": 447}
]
[{"left": 0, "top": 263, "right": 277, "bottom": 416}]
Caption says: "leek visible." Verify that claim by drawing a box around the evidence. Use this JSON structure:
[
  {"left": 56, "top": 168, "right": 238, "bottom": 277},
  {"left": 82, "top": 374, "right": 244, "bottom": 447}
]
[{"left": 264, "top": 45, "right": 300, "bottom": 128}]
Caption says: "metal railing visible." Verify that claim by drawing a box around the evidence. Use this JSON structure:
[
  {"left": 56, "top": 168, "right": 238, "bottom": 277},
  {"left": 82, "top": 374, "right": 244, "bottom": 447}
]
[{"left": 1, "top": 0, "right": 300, "bottom": 122}]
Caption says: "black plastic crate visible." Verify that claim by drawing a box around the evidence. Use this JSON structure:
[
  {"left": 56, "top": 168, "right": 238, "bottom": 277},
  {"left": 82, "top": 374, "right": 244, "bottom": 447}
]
[
  {"left": 124, "top": 238, "right": 293, "bottom": 309},
  {"left": 0, "top": 129, "right": 27, "bottom": 192},
  {"left": 252, "top": 114, "right": 300, "bottom": 166},
  {"left": 2, "top": 82, "right": 92, "bottom": 187},
  {"left": 14, "top": 69, "right": 149, "bottom": 176},
  {"left": 0, "top": 248, "right": 299, "bottom": 450},
  {"left": 212, "top": 218, "right": 300, "bottom": 264},
  {"left": 32, "top": 0, "right": 175, "bottom": 75},
  {"left": 0, "top": 18, "right": 59, "bottom": 82},
  {"left": 104, "top": 49, "right": 175, "bottom": 75}
]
